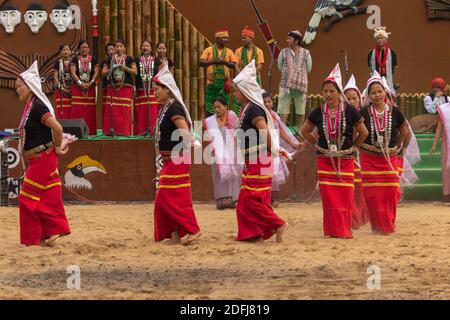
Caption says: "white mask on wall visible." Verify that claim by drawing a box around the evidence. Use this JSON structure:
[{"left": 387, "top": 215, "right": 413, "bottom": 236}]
[
  {"left": 24, "top": 10, "right": 48, "bottom": 34},
  {"left": 50, "top": 8, "right": 72, "bottom": 33},
  {"left": 0, "top": 9, "right": 22, "bottom": 34}
]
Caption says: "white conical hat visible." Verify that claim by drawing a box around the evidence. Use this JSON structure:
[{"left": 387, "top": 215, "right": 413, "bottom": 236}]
[
  {"left": 233, "top": 60, "right": 279, "bottom": 155},
  {"left": 343, "top": 75, "right": 361, "bottom": 96},
  {"left": 343, "top": 74, "right": 362, "bottom": 105},
  {"left": 366, "top": 70, "right": 382, "bottom": 88},
  {"left": 381, "top": 76, "right": 393, "bottom": 97},
  {"left": 363, "top": 70, "right": 384, "bottom": 105},
  {"left": 324, "top": 63, "right": 344, "bottom": 93},
  {"left": 152, "top": 63, "right": 193, "bottom": 128},
  {"left": 20, "top": 61, "right": 55, "bottom": 116}
]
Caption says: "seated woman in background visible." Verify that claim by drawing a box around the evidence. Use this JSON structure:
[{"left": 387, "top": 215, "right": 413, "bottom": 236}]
[{"left": 204, "top": 96, "right": 241, "bottom": 210}]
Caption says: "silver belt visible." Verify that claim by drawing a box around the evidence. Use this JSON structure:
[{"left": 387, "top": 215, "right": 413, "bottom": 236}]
[
  {"left": 361, "top": 143, "right": 398, "bottom": 155},
  {"left": 24, "top": 142, "right": 53, "bottom": 156},
  {"left": 315, "top": 145, "right": 354, "bottom": 157}
]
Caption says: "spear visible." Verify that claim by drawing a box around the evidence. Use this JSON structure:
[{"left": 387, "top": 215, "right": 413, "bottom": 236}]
[
  {"left": 249, "top": 0, "right": 281, "bottom": 93},
  {"left": 249, "top": 0, "right": 281, "bottom": 59},
  {"left": 92, "top": 0, "right": 99, "bottom": 59},
  {"left": 341, "top": 49, "right": 350, "bottom": 85}
]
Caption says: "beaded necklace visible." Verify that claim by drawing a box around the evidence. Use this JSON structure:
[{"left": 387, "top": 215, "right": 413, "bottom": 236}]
[
  {"left": 321, "top": 101, "right": 348, "bottom": 179},
  {"left": 78, "top": 55, "right": 92, "bottom": 83},
  {"left": 369, "top": 104, "right": 399, "bottom": 177},
  {"left": 370, "top": 104, "right": 392, "bottom": 148},
  {"left": 58, "top": 58, "right": 71, "bottom": 90},
  {"left": 140, "top": 55, "right": 155, "bottom": 95},
  {"left": 154, "top": 98, "right": 176, "bottom": 178},
  {"left": 19, "top": 97, "right": 35, "bottom": 153},
  {"left": 111, "top": 54, "right": 126, "bottom": 91},
  {"left": 322, "top": 102, "right": 346, "bottom": 154}
]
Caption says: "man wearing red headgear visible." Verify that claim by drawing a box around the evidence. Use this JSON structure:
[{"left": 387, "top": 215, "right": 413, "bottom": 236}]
[
  {"left": 200, "top": 28, "right": 239, "bottom": 118},
  {"left": 424, "top": 78, "right": 448, "bottom": 114},
  {"left": 233, "top": 26, "right": 264, "bottom": 115},
  {"left": 411, "top": 78, "right": 448, "bottom": 134},
  {"left": 235, "top": 26, "right": 264, "bottom": 82}
]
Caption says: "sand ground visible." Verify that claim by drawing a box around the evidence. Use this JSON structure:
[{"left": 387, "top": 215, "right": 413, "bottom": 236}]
[{"left": 0, "top": 202, "right": 449, "bottom": 300}]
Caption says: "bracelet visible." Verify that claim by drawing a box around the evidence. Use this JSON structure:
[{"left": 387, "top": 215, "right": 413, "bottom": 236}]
[{"left": 77, "top": 80, "right": 82, "bottom": 85}]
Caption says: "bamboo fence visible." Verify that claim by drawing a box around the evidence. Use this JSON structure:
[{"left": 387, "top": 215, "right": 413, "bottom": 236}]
[{"left": 101, "top": 0, "right": 211, "bottom": 120}]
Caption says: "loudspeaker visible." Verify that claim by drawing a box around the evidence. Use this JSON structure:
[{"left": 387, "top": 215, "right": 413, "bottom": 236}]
[{"left": 58, "top": 119, "right": 89, "bottom": 139}]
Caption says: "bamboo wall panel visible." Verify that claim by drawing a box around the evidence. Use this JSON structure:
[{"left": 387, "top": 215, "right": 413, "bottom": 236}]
[{"left": 101, "top": 0, "right": 211, "bottom": 120}]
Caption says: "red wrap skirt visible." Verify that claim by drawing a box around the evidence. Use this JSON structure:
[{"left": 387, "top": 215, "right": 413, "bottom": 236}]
[
  {"left": 236, "top": 154, "right": 285, "bottom": 241},
  {"left": 134, "top": 88, "right": 161, "bottom": 135},
  {"left": 360, "top": 152, "right": 400, "bottom": 234},
  {"left": 19, "top": 149, "right": 70, "bottom": 246},
  {"left": 71, "top": 85, "right": 97, "bottom": 135},
  {"left": 54, "top": 89, "right": 72, "bottom": 119},
  {"left": 352, "top": 163, "right": 369, "bottom": 229},
  {"left": 103, "top": 85, "right": 133, "bottom": 136},
  {"left": 153, "top": 157, "right": 200, "bottom": 242},
  {"left": 317, "top": 157, "right": 355, "bottom": 239}
]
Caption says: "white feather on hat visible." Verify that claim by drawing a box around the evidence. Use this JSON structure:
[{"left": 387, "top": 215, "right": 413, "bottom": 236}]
[
  {"left": 233, "top": 59, "right": 279, "bottom": 155},
  {"left": 20, "top": 61, "right": 55, "bottom": 116}
]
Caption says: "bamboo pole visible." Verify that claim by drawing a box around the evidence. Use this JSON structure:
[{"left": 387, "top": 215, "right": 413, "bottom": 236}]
[
  {"left": 152, "top": 0, "right": 159, "bottom": 45},
  {"left": 102, "top": 0, "right": 111, "bottom": 45},
  {"left": 416, "top": 94, "right": 423, "bottom": 116},
  {"left": 118, "top": 0, "right": 126, "bottom": 42},
  {"left": 134, "top": 0, "right": 143, "bottom": 57},
  {"left": 143, "top": 0, "right": 151, "bottom": 43},
  {"left": 160, "top": 0, "right": 167, "bottom": 46},
  {"left": 404, "top": 95, "right": 411, "bottom": 120},
  {"left": 182, "top": 17, "right": 190, "bottom": 111},
  {"left": 168, "top": 5, "right": 176, "bottom": 69},
  {"left": 173, "top": 11, "right": 181, "bottom": 91},
  {"left": 110, "top": 0, "right": 118, "bottom": 41},
  {"left": 198, "top": 33, "right": 206, "bottom": 120},
  {"left": 398, "top": 94, "right": 405, "bottom": 116},
  {"left": 126, "top": 0, "right": 134, "bottom": 56},
  {"left": 190, "top": 25, "right": 199, "bottom": 121}
]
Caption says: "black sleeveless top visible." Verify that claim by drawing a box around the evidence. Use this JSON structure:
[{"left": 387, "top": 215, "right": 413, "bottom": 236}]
[
  {"left": 360, "top": 106, "right": 406, "bottom": 148},
  {"left": 307, "top": 103, "right": 362, "bottom": 154},
  {"left": 22, "top": 99, "right": 53, "bottom": 151},
  {"left": 157, "top": 101, "right": 187, "bottom": 152},
  {"left": 236, "top": 103, "right": 268, "bottom": 151}
]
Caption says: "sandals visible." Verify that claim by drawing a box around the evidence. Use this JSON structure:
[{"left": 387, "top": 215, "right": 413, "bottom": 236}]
[
  {"left": 216, "top": 198, "right": 228, "bottom": 210},
  {"left": 228, "top": 199, "right": 238, "bottom": 209},
  {"left": 217, "top": 197, "right": 238, "bottom": 210}
]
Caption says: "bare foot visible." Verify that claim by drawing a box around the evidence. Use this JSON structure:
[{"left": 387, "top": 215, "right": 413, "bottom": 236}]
[
  {"left": 183, "top": 232, "right": 201, "bottom": 246},
  {"left": 276, "top": 223, "right": 289, "bottom": 243},
  {"left": 170, "top": 232, "right": 181, "bottom": 244},
  {"left": 45, "top": 234, "right": 62, "bottom": 247}
]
